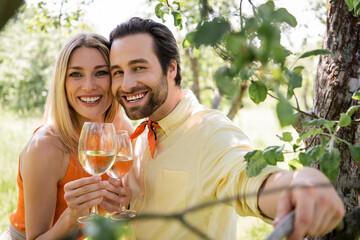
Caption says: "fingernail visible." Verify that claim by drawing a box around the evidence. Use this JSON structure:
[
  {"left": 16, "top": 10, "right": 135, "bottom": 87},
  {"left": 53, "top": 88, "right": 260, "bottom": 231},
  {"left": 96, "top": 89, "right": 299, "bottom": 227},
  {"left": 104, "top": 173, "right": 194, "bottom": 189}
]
[
  {"left": 102, "top": 181, "right": 109, "bottom": 186},
  {"left": 273, "top": 217, "right": 279, "bottom": 226}
]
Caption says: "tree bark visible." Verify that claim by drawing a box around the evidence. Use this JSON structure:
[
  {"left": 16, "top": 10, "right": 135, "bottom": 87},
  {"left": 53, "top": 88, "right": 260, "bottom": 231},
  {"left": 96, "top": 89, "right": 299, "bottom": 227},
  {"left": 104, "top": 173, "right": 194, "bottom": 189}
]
[
  {"left": 0, "top": 0, "right": 24, "bottom": 30},
  {"left": 304, "top": 0, "right": 360, "bottom": 239},
  {"left": 185, "top": 47, "right": 201, "bottom": 102},
  {"left": 226, "top": 81, "right": 248, "bottom": 120}
]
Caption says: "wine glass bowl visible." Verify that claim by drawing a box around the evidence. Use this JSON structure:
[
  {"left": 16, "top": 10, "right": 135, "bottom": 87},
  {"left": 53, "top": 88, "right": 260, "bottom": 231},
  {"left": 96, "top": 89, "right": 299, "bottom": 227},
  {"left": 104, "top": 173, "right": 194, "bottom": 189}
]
[
  {"left": 77, "top": 122, "right": 117, "bottom": 223},
  {"left": 107, "top": 130, "right": 136, "bottom": 219}
]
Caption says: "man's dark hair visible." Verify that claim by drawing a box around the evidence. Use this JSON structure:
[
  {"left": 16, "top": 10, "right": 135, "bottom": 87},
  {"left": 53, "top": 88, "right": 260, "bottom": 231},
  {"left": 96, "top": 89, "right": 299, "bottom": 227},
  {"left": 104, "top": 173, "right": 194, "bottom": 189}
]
[{"left": 109, "top": 17, "right": 182, "bottom": 86}]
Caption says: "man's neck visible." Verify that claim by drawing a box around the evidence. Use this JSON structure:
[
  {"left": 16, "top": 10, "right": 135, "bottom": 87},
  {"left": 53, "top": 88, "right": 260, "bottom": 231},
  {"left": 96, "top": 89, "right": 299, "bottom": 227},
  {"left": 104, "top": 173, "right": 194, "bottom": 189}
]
[{"left": 149, "top": 87, "right": 184, "bottom": 122}]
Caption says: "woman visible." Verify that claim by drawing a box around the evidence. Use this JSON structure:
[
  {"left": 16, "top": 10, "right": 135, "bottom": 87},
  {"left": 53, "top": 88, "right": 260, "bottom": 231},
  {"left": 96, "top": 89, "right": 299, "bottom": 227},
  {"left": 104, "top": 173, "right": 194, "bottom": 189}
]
[{"left": 1, "top": 33, "right": 133, "bottom": 240}]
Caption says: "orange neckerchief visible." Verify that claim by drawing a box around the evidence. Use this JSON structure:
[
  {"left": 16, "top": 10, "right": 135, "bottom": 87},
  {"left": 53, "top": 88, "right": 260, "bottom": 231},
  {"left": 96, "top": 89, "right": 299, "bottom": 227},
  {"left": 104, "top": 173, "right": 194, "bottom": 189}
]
[{"left": 130, "top": 119, "right": 161, "bottom": 159}]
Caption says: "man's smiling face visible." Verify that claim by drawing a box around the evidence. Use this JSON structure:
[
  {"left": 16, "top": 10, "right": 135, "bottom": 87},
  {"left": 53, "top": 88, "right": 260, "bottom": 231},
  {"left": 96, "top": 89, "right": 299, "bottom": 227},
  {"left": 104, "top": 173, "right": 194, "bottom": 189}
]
[{"left": 110, "top": 33, "right": 169, "bottom": 120}]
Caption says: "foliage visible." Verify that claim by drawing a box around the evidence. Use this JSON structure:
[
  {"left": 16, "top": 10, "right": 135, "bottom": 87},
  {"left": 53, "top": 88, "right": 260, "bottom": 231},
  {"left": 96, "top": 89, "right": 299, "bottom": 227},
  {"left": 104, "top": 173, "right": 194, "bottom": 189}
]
[
  {"left": 0, "top": 1, "right": 94, "bottom": 115},
  {"left": 245, "top": 91, "right": 360, "bottom": 180},
  {"left": 148, "top": 0, "right": 360, "bottom": 182},
  {"left": 344, "top": 0, "right": 360, "bottom": 16}
]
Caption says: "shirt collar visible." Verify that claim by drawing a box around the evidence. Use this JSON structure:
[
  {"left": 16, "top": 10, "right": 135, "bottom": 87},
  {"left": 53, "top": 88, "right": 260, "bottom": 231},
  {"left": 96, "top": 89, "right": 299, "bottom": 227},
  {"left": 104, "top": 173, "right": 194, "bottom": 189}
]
[{"left": 157, "top": 89, "right": 198, "bottom": 136}]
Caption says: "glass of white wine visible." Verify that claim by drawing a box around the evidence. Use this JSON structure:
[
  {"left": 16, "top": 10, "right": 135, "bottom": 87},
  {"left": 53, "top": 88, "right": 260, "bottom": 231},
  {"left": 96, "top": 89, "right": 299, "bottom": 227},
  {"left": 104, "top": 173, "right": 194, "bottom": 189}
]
[
  {"left": 78, "top": 122, "right": 117, "bottom": 223},
  {"left": 107, "top": 130, "right": 136, "bottom": 220}
]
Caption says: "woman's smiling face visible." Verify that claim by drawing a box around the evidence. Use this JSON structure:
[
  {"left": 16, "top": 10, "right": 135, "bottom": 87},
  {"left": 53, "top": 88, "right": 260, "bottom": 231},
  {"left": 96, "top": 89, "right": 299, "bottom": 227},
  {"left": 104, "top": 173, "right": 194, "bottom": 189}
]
[{"left": 65, "top": 47, "right": 112, "bottom": 125}]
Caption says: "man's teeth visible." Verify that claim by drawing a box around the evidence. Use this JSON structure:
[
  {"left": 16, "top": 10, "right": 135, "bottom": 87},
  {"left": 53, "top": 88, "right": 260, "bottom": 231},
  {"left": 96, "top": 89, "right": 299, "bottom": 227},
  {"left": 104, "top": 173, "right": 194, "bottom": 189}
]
[
  {"left": 80, "top": 96, "right": 101, "bottom": 103},
  {"left": 126, "top": 93, "right": 145, "bottom": 102}
]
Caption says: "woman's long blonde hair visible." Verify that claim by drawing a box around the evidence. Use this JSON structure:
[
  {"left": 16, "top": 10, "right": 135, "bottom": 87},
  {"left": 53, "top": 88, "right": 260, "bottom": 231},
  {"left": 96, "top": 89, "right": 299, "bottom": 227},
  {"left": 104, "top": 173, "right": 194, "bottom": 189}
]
[{"left": 44, "top": 33, "right": 119, "bottom": 154}]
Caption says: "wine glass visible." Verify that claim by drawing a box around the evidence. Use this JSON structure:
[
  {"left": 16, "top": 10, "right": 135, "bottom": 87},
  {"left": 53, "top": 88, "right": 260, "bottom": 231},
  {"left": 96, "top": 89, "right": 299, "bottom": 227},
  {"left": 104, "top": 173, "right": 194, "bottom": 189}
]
[
  {"left": 77, "top": 122, "right": 117, "bottom": 223},
  {"left": 106, "top": 130, "right": 136, "bottom": 219}
]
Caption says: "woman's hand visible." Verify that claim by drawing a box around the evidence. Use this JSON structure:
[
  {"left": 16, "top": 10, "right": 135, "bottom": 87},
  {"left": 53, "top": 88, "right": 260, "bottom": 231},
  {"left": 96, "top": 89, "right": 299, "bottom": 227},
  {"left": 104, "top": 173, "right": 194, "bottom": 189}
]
[{"left": 64, "top": 176, "right": 108, "bottom": 219}]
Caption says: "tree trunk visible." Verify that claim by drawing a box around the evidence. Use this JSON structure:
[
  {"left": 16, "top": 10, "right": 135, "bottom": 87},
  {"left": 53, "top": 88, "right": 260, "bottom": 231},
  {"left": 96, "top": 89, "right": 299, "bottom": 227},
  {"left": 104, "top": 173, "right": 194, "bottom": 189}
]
[
  {"left": 185, "top": 47, "right": 201, "bottom": 102},
  {"left": 304, "top": 0, "right": 360, "bottom": 239},
  {"left": 0, "top": 0, "right": 24, "bottom": 30},
  {"left": 226, "top": 81, "right": 248, "bottom": 120}
]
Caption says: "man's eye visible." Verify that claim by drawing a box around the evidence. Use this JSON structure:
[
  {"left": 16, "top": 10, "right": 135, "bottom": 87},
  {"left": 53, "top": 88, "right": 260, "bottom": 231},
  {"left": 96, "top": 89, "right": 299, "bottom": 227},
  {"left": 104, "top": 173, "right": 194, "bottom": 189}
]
[
  {"left": 95, "top": 70, "right": 109, "bottom": 76},
  {"left": 135, "top": 66, "right": 145, "bottom": 71},
  {"left": 69, "top": 72, "right": 82, "bottom": 77}
]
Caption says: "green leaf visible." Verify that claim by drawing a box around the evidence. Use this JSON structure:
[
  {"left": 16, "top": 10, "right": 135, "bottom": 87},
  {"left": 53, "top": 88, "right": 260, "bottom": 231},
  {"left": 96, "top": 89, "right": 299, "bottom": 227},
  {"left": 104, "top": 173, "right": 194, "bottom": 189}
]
[
  {"left": 262, "top": 145, "right": 285, "bottom": 165},
  {"left": 338, "top": 113, "right": 351, "bottom": 127},
  {"left": 249, "top": 81, "right": 267, "bottom": 104},
  {"left": 193, "top": 18, "right": 231, "bottom": 47},
  {"left": 320, "top": 148, "right": 340, "bottom": 181},
  {"left": 214, "top": 67, "right": 239, "bottom": 97},
  {"left": 245, "top": 150, "right": 268, "bottom": 177},
  {"left": 274, "top": 8, "right": 297, "bottom": 27},
  {"left": 288, "top": 159, "right": 303, "bottom": 171},
  {"left": 352, "top": 91, "right": 360, "bottom": 100},
  {"left": 355, "top": 0, "right": 360, "bottom": 15},
  {"left": 293, "top": 66, "right": 304, "bottom": 75},
  {"left": 277, "top": 132, "right": 293, "bottom": 142},
  {"left": 183, "top": 32, "right": 195, "bottom": 48},
  {"left": 171, "top": 11, "right": 182, "bottom": 29},
  {"left": 299, "top": 145, "right": 324, "bottom": 166},
  {"left": 298, "top": 49, "right": 334, "bottom": 59},
  {"left": 155, "top": 3, "right": 165, "bottom": 19},
  {"left": 347, "top": 143, "right": 360, "bottom": 161},
  {"left": 346, "top": 105, "right": 360, "bottom": 116},
  {"left": 292, "top": 143, "right": 300, "bottom": 152},
  {"left": 276, "top": 94, "right": 295, "bottom": 127},
  {"left": 297, "top": 128, "right": 324, "bottom": 144},
  {"left": 287, "top": 70, "right": 302, "bottom": 89},
  {"left": 84, "top": 216, "right": 131, "bottom": 240},
  {"left": 302, "top": 119, "right": 335, "bottom": 128}
]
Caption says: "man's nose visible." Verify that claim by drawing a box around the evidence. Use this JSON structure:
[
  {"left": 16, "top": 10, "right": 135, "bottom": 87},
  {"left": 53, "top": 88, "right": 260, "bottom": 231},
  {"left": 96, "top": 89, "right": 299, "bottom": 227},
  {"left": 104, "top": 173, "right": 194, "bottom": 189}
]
[{"left": 121, "top": 73, "right": 137, "bottom": 92}]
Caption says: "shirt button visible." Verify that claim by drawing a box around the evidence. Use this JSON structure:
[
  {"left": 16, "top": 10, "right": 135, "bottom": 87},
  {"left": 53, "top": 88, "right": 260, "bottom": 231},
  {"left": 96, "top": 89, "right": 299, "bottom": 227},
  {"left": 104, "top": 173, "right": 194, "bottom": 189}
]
[
  {"left": 141, "top": 168, "right": 144, "bottom": 173},
  {"left": 167, "top": 129, "right": 171, "bottom": 134},
  {"left": 139, "top": 195, "right": 144, "bottom": 200}
]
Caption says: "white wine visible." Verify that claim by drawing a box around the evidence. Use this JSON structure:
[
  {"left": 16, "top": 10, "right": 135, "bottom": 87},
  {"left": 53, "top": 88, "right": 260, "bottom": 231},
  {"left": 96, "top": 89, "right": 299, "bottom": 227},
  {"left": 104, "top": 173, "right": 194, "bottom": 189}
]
[
  {"left": 107, "top": 155, "right": 133, "bottom": 179},
  {"left": 79, "top": 150, "right": 116, "bottom": 175}
]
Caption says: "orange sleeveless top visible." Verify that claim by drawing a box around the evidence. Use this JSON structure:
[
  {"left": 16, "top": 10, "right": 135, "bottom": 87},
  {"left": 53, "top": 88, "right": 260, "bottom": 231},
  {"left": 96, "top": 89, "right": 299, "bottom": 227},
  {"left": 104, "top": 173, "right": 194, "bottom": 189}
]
[{"left": 9, "top": 129, "right": 108, "bottom": 233}]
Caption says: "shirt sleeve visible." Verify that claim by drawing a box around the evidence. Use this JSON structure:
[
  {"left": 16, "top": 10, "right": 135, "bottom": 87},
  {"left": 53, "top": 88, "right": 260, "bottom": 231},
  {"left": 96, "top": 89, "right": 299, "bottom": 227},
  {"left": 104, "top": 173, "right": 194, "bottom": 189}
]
[{"left": 198, "top": 119, "right": 283, "bottom": 222}]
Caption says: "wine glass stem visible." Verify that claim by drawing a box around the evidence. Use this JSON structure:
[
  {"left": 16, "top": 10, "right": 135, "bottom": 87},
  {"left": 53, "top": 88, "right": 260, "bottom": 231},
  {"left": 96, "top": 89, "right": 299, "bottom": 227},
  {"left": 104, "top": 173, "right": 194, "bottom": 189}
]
[{"left": 91, "top": 205, "right": 98, "bottom": 215}]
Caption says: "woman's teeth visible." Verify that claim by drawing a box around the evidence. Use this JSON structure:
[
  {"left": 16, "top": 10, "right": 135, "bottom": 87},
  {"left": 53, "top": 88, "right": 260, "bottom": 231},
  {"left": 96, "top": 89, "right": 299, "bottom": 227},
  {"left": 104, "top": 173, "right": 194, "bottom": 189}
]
[
  {"left": 126, "top": 93, "right": 145, "bottom": 102},
  {"left": 80, "top": 96, "right": 101, "bottom": 103}
]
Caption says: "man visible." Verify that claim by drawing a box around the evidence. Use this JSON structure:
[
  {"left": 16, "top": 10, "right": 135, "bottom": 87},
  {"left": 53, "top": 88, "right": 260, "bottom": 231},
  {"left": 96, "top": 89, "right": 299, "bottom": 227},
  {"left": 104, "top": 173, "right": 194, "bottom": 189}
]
[{"left": 109, "top": 17, "right": 344, "bottom": 240}]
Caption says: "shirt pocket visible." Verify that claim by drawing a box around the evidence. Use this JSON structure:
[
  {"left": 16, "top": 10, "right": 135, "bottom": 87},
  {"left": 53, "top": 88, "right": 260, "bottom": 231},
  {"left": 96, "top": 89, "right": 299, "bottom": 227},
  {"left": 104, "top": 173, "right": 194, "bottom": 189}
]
[{"left": 153, "top": 168, "right": 190, "bottom": 213}]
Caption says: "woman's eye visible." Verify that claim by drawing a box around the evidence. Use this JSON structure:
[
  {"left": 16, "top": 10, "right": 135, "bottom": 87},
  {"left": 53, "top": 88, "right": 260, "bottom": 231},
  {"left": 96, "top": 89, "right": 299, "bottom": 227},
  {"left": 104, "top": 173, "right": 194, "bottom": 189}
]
[
  {"left": 113, "top": 70, "right": 123, "bottom": 76},
  {"left": 69, "top": 72, "right": 82, "bottom": 77},
  {"left": 95, "top": 70, "right": 109, "bottom": 76}
]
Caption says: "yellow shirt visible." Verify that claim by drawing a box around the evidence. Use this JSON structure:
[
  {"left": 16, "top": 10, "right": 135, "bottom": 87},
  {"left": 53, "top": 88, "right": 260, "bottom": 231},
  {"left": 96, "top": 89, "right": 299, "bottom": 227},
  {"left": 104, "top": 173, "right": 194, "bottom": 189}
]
[{"left": 128, "top": 90, "right": 281, "bottom": 240}]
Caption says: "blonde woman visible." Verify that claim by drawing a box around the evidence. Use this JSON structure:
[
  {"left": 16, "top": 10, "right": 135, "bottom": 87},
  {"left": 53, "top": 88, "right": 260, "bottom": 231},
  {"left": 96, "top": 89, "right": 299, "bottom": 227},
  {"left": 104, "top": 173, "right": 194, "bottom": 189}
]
[{"left": 1, "top": 33, "right": 133, "bottom": 240}]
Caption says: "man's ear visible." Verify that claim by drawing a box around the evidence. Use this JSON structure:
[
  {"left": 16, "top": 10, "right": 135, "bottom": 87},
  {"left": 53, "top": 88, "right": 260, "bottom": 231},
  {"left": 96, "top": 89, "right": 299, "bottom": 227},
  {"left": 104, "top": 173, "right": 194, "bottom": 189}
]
[{"left": 167, "top": 59, "right": 177, "bottom": 81}]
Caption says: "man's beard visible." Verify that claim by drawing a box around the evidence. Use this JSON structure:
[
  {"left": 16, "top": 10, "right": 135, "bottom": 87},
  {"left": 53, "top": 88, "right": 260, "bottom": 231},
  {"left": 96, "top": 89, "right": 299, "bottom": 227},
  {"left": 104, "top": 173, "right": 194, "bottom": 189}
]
[{"left": 115, "top": 75, "right": 168, "bottom": 120}]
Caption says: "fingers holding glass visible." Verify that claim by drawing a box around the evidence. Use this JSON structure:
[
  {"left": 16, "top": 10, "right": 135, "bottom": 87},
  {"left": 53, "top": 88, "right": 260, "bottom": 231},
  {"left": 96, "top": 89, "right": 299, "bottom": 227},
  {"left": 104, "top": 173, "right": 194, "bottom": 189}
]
[
  {"left": 106, "top": 130, "right": 136, "bottom": 220},
  {"left": 77, "top": 122, "right": 117, "bottom": 223}
]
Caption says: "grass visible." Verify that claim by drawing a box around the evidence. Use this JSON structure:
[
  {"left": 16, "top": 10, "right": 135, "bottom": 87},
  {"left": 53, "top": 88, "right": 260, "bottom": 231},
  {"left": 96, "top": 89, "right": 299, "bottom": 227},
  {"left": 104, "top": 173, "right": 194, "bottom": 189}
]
[
  {"left": 0, "top": 113, "right": 42, "bottom": 232},
  {"left": 0, "top": 100, "right": 297, "bottom": 238}
]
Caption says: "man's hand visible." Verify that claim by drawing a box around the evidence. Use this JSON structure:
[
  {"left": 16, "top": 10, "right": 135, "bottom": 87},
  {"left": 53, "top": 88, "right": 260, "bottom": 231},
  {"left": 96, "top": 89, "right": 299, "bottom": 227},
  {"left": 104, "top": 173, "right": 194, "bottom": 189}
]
[
  {"left": 99, "top": 177, "right": 132, "bottom": 213},
  {"left": 259, "top": 167, "right": 345, "bottom": 240}
]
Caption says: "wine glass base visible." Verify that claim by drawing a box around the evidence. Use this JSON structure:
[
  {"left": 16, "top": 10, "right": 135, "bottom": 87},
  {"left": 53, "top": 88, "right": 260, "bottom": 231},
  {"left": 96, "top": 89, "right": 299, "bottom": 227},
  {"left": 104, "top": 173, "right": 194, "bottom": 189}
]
[
  {"left": 77, "top": 213, "right": 99, "bottom": 224},
  {"left": 110, "top": 210, "right": 136, "bottom": 221}
]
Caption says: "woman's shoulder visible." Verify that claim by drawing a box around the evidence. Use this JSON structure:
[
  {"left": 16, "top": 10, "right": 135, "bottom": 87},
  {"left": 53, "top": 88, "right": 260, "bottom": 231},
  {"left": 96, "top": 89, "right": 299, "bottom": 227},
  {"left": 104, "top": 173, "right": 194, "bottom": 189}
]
[
  {"left": 20, "top": 125, "right": 70, "bottom": 177},
  {"left": 25, "top": 125, "right": 66, "bottom": 153}
]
